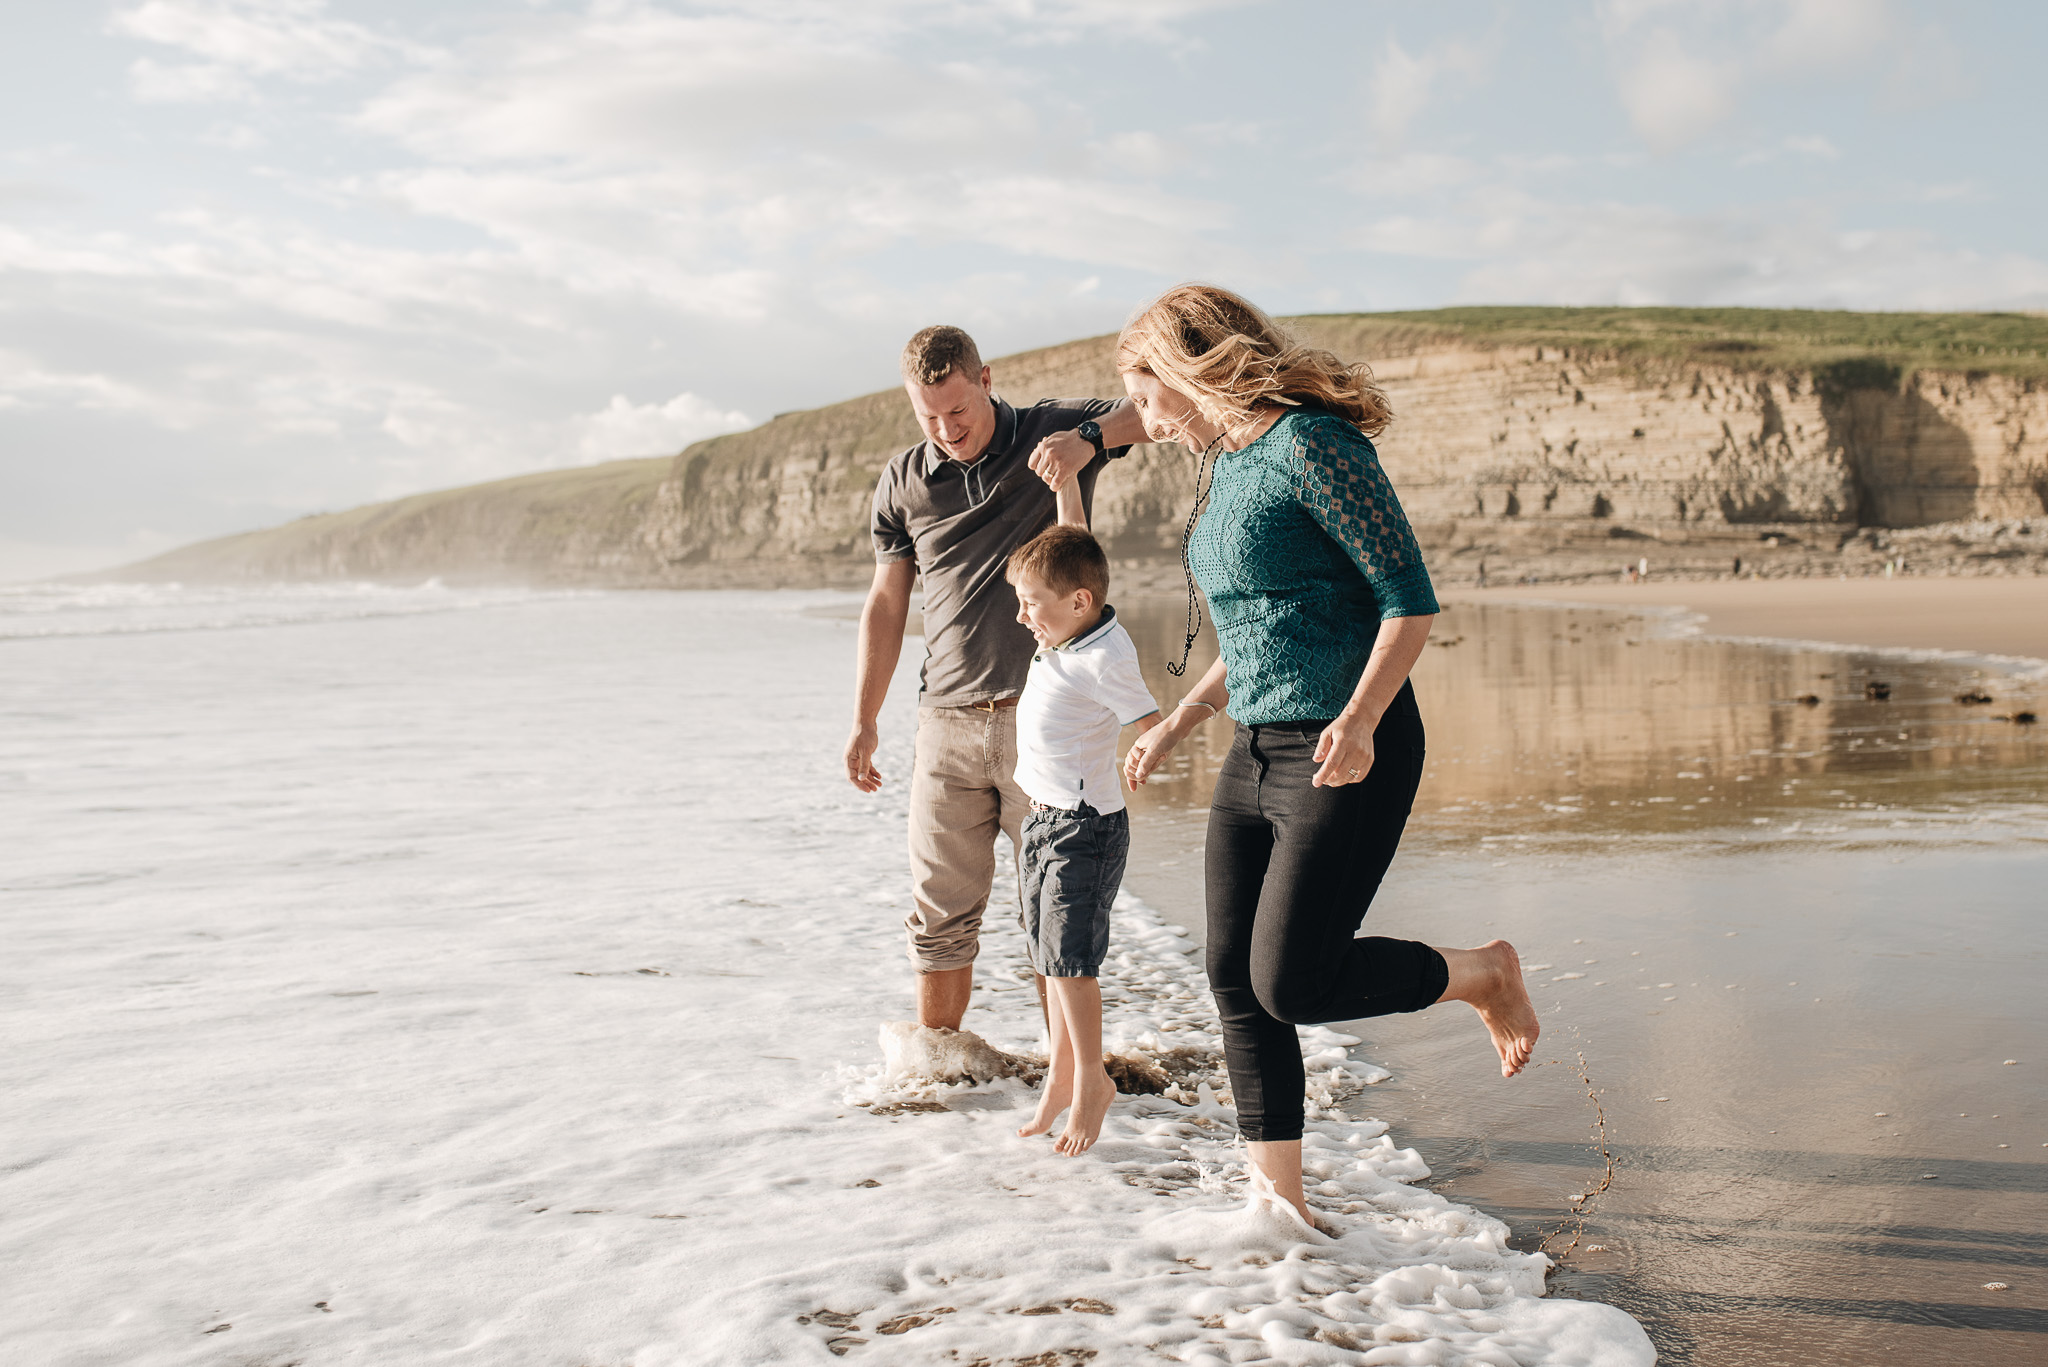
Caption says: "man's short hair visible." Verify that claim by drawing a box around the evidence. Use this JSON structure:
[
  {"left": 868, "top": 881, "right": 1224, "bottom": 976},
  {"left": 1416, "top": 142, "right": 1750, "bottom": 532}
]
[
  {"left": 901, "top": 325, "right": 984, "bottom": 387},
  {"left": 1006, "top": 523, "right": 1110, "bottom": 606}
]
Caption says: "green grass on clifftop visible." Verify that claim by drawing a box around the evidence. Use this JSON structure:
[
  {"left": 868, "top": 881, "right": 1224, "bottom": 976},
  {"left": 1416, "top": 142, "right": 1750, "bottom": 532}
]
[{"left": 1298, "top": 305, "right": 2048, "bottom": 381}]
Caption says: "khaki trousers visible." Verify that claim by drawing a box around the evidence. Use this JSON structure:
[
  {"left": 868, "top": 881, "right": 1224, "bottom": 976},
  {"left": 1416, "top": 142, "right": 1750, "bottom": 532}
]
[{"left": 905, "top": 704, "right": 1031, "bottom": 972}]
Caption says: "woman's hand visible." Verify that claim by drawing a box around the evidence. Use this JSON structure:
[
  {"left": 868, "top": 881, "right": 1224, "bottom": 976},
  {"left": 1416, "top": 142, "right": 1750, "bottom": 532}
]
[
  {"left": 1027, "top": 430, "right": 1095, "bottom": 490},
  {"left": 1124, "top": 713, "right": 1188, "bottom": 789},
  {"left": 1311, "top": 711, "right": 1377, "bottom": 788}
]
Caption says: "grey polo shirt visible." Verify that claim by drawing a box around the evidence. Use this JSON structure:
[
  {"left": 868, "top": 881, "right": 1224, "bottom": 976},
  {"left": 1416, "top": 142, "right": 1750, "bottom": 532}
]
[{"left": 872, "top": 396, "right": 1129, "bottom": 707}]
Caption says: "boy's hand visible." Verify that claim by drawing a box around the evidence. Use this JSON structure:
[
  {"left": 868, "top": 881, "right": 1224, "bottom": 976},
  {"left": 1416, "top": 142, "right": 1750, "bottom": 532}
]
[
  {"left": 1122, "top": 715, "right": 1180, "bottom": 789},
  {"left": 845, "top": 721, "right": 883, "bottom": 793}
]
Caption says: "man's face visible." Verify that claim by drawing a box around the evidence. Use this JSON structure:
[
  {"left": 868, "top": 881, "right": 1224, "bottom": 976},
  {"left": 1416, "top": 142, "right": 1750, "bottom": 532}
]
[
  {"left": 906, "top": 366, "right": 996, "bottom": 463},
  {"left": 1011, "top": 569, "right": 1096, "bottom": 649}
]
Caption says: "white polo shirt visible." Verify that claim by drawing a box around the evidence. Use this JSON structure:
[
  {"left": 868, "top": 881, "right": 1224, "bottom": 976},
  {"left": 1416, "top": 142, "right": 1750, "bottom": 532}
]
[{"left": 1013, "top": 605, "right": 1160, "bottom": 814}]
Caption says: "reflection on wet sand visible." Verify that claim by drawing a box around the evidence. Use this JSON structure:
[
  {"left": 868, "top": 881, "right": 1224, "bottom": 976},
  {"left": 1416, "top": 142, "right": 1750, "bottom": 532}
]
[
  {"left": 1119, "top": 597, "right": 2047, "bottom": 844},
  {"left": 1112, "top": 594, "right": 2048, "bottom": 1367}
]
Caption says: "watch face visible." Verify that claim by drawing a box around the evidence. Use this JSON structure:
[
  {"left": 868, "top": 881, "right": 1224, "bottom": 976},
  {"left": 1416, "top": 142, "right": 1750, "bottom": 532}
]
[{"left": 1078, "top": 419, "right": 1102, "bottom": 442}]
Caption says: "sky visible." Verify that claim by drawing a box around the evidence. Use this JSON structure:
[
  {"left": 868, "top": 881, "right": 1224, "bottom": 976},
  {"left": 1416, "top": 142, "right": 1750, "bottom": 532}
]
[{"left": 3, "top": 0, "right": 2045, "bottom": 581}]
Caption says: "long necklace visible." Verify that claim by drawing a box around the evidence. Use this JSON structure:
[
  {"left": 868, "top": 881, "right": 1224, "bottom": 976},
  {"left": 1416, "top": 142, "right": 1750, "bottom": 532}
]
[{"left": 1166, "top": 432, "right": 1225, "bottom": 677}]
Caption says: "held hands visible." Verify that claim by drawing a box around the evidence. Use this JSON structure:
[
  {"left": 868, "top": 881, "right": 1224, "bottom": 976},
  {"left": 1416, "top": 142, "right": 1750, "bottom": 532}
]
[
  {"left": 1027, "top": 430, "right": 1094, "bottom": 491},
  {"left": 1123, "top": 711, "right": 1193, "bottom": 789},
  {"left": 1311, "top": 712, "right": 1376, "bottom": 788},
  {"left": 844, "top": 720, "right": 883, "bottom": 793}
]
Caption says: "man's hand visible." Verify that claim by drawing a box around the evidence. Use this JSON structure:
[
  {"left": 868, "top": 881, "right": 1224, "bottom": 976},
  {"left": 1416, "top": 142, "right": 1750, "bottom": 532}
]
[
  {"left": 845, "top": 720, "right": 883, "bottom": 793},
  {"left": 1027, "top": 429, "right": 1095, "bottom": 491}
]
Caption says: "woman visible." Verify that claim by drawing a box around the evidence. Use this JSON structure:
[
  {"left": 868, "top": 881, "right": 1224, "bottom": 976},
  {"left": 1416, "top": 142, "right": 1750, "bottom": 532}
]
[{"left": 1114, "top": 285, "right": 1539, "bottom": 1228}]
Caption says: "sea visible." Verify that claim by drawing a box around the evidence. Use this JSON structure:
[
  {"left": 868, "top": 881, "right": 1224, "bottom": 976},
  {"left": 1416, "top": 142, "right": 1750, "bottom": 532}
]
[{"left": 2, "top": 580, "right": 2042, "bottom": 1366}]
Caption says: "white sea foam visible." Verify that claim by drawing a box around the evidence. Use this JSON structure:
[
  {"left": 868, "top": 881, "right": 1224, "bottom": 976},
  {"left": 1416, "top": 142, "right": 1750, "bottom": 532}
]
[
  {"left": 0, "top": 588, "right": 1652, "bottom": 1365},
  {"left": 0, "top": 578, "right": 578, "bottom": 640}
]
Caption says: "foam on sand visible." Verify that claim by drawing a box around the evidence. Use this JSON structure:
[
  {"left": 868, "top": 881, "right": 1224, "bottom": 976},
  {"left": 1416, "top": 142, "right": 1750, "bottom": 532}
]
[
  {"left": 0, "top": 589, "right": 1653, "bottom": 1366},
  {"left": 877, "top": 1020, "right": 1032, "bottom": 1086},
  {"left": 800, "top": 886, "right": 1652, "bottom": 1366}
]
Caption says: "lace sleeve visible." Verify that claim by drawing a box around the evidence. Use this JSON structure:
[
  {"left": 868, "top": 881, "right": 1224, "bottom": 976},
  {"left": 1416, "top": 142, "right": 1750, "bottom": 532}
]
[{"left": 1289, "top": 414, "right": 1439, "bottom": 619}]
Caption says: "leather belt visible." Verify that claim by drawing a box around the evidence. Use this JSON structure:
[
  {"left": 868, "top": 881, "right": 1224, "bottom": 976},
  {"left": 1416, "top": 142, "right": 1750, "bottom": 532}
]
[{"left": 969, "top": 696, "right": 1021, "bottom": 711}]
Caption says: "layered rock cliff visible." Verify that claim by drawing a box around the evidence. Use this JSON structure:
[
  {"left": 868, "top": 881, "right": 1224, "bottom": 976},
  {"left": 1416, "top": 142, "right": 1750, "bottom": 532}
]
[{"left": 117, "top": 310, "right": 2048, "bottom": 587}]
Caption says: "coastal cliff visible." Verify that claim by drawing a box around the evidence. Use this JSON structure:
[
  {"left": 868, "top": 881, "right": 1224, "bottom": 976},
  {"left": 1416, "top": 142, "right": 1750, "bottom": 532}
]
[{"left": 117, "top": 308, "right": 2048, "bottom": 587}]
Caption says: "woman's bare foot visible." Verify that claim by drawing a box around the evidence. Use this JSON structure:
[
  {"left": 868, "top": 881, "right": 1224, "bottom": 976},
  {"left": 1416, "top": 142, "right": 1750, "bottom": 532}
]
[
  {"left": 1054, "top": 1068, "right": 1117, "bottom": 1156},
  {"left": 1244, "top": 1140, "right": 1316, "bottom": 1228},
  {"left": 1437, "top": 939, "right": 1540, "bottom": 1077},
  {"left": 1016, "top": 1072, "right": 1072, "bottom": 1139}
]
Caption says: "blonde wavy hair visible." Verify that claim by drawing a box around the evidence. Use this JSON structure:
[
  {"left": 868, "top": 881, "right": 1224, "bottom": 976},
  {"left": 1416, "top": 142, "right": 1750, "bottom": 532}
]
[{"left": 1113, "top": 283, "right": 1392, "bottom": 440}]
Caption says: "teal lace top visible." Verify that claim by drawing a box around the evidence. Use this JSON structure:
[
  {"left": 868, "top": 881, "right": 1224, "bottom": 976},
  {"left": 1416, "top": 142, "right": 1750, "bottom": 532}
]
[{"left": 1190, "top": 408, "right": 1439, "bottom": 725}]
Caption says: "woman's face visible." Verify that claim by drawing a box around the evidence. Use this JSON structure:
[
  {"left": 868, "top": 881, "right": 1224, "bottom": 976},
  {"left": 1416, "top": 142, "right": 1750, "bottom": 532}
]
[{"left": 1121, "top": 369, "right": 1220, "bottom": 451}]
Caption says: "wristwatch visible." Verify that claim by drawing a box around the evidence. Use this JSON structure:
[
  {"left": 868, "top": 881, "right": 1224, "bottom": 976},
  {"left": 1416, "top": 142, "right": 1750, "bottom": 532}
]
[{"left": 1076, "top": 418, "right": 1105, "bottom": 455}]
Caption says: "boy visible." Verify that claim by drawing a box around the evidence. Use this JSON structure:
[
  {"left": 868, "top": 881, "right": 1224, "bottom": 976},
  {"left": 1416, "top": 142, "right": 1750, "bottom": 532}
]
[{"left": 1005, "top": 501, "right": 1160, "bottom": 1155}]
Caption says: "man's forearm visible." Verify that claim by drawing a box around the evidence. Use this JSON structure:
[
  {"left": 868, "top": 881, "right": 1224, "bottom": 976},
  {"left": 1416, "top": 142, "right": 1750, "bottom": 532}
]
[{"left": 855, "top": 600, "right": 908, "bottom": 724}]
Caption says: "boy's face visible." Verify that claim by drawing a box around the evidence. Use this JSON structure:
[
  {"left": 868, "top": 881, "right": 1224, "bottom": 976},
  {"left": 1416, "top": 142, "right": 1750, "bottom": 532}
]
[{"left": 1011, "top": 570, "right": 1097, "bottom": 649}]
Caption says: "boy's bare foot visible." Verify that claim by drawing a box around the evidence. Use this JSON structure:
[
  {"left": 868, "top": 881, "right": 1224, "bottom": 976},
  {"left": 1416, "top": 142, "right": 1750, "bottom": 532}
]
[
  {"left": 1469, "top": 939, "right": 1539, "bottom": 1077},
  {"left": 1054, "top": 1068, "right": 1117, "bottom": 1156},
  {"left": 1016, "top": 1073, "right": 1072, "bottom": 1139}
]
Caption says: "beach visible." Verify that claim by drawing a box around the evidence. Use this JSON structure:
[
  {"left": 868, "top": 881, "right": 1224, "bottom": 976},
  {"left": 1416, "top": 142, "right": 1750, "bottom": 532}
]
[
  {"left": 1470, "top": 576, "right": 2048, "bottom": 665},
  {"left": 1110, "top": 591, "right": 2047, "bottom": 1366},
  {"left": 3, "top": 581, "right": 2043, "bottom": 1366}
]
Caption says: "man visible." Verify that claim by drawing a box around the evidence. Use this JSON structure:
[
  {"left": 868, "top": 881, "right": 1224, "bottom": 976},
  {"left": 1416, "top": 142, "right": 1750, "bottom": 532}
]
[{"left": 844, "top": 324, "right": 1146, "bottom": 1031}]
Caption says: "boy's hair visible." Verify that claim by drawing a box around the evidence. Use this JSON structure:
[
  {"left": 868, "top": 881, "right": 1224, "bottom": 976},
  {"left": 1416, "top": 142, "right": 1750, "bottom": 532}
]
[
  {"left": 1007, "top": 523, "right": 1110, "bottom": 606},
  {"left": 901, "top": 325, "right": 984, "bottom": 386}
]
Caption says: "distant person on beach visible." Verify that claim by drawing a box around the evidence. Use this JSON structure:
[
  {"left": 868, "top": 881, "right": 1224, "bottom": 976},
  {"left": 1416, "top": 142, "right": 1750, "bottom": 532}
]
[
  {"left": 1005, "top": 522, "right": 1159, "bottom": 1155},
  {"left": 845, "top": 325, "right": 1147, "bottom": 1032},
  {"left": 1107, "top": 285, "right": 1540, "bottom": 1229}
]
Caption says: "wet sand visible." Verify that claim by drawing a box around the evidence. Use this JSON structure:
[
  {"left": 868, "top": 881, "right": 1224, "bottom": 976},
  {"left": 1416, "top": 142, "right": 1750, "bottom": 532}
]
[
  {"left": 1471, "top": 576, "right": 2048, "bottom": 665},
  {"left": 1112, "top": 595, "right": 2048, "bottom": 1367}
]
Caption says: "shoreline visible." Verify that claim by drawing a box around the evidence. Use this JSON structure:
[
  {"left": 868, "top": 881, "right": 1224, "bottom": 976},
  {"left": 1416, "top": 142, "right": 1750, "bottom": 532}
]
[{"left": 1455, "top": 575, "right": 2048, "bottom": 669}]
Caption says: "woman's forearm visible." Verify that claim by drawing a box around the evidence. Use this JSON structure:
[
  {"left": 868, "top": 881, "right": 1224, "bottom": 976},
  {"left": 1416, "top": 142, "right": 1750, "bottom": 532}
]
[
  {"left": 1340, "top": 614, "right": 1434, "bottom": 725},
  {"left": 1165, "top": 657, "right": 1229, "bottom": 738}
]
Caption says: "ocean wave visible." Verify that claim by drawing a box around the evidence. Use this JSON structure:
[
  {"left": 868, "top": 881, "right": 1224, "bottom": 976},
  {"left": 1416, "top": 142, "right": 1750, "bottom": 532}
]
[{"left": 0, "top": 579, "right": 585, "bottom": 641}]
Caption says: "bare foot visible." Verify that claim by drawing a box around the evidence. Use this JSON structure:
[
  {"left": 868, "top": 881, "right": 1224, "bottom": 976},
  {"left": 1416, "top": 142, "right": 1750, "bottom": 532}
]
[
  {"left": 1016, "top": 1072, "right": 1071, "bottom": 1139},
  {"left": 1054, "top": 1068, "right": 1117, "bottom": 1156},
  {"left": 1469, "top": 940, "right": 1540, "bottom": 1077}
]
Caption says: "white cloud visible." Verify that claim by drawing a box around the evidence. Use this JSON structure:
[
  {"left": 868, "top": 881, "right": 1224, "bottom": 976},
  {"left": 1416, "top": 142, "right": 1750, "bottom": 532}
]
[
  {"left": 1735, "top": 133, "right": 1842, "bottom": 166},
  {"left": 1355, "top": 193, "right": 2048, "bottom": 312},
  {"left": 0, "top": 348, "right": 189, "bottom": 424},
  {"left": 1370, "top": 40, "right": 1437, "bottom": 141},
  {"left": 112, "top": 0, "right": 406, "bottom": 76},
  {"left": 1366, "top": 34, "right": 1493, "bottom": 143},
  {"left": 576, "top": 393, "right": 755, "bottom": 464},
  {"left": 347, "top": 8, "right": 1241, "bottom": 291},
  {"left": 1597, "top": 0, "right": 1907, "bottom": 151},
  {"left": 1782, "top": 134, "right": 1840, "bottom": 159},
  {"left": 111, "top": 0, "right": 418, "bottom": 102},
  {"left": 1611, "top": 28, "right": 1735, "bottom": 152},
  {"left": 1765, "top": 0, "right": 1893, "bottom": 70}
]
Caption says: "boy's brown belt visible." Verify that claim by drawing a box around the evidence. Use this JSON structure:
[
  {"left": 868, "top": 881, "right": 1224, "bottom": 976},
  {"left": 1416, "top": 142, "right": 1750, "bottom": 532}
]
[{"left": 968, "top": 696, "right": 1020, "bottom": 711}]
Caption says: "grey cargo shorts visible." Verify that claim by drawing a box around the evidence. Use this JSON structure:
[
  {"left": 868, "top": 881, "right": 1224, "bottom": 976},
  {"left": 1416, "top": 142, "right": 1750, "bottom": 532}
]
[{"left": 1018, "top": 801, "right": 1129, "bottom": 978}]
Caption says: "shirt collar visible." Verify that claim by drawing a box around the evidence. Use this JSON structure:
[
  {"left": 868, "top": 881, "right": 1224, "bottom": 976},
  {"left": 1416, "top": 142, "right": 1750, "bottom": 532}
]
[
  {"left": 923, "top": 396, "right": 1017, "bottom": 476},
  {"left": 1053, "top": 603, "right": 1117, "bottom": 652}
]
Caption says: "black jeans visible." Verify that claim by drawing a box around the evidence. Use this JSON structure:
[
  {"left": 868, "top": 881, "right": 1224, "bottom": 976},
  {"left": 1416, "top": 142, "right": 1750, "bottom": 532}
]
[{"left": 1204, "top": 682, "right": 1447, "bottom": 1142}]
